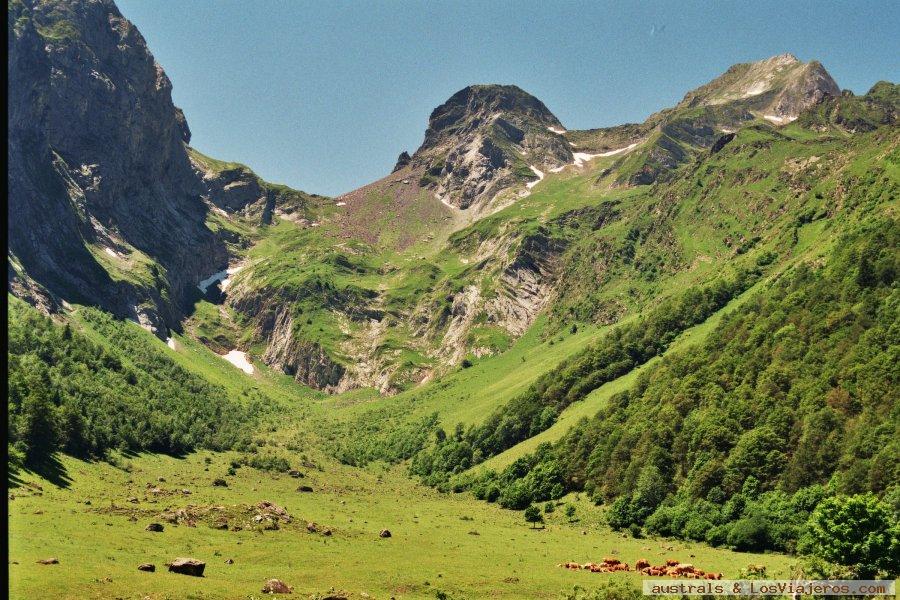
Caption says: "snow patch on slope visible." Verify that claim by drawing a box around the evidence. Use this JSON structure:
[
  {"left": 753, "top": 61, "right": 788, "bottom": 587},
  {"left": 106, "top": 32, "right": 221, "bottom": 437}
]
[
  {"left": 221, "top": 350, "right": 254, "bottom": 375},
  {"left": 547, "top": 126, "right": 566, "bottom": 134},
  {"left": 198, "top": 270, "right": 227, "bottom": 293},
  {"left": 526, "top": 165, "right": 544, "bottom": 189},
  {"left": 598, "top": 142, "right": 640, "bottom": 157},
  {"left": 221, "top": 265, "right": 244, "bottom": 290}
]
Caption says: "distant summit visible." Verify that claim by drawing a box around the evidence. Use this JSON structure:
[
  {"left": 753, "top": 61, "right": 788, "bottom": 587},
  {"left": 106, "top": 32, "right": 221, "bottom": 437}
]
[{"left": 677, "top": 53, "right": 840, "bottom": 122}]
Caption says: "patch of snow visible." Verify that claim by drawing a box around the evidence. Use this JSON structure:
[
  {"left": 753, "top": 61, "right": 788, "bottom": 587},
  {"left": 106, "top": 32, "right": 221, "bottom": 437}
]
[
  {"left": 220, "top": 265, "right": 244, "bottom": 290},
  {"left": 549, "top": 165, "right": 567, "bottom": 173},
  {"left": 764, "top": 115, "right": 784, "bottom": 123},
  {"left": 597, "top": 142, "right": 640, "bottom": 157},
  {"left": 547, "top": 126, "right": 567, "bottom": 134},
  {"left": 565, "top": 142, "right": 640, "bottom": 169},
  {"left": 335, "top": 201, "right": 347, "bottom": 206},
  {"left": 166, "top": 337, "right": 177, "bottom": 350},
  {"left": 526, "top": 165, "right": 544, "bottom": 189},
  {"left": 212, "top": 206, "right": 229, "bottom": 217},
  {"left": 103, "top": 247, "right": 120, "bottom": 258},
  {"left": 720, "top": 127, "right": 736, "bottom": 134},
  {"left": 572, "top": 152, "right": 601, "bottom": 167},
  {"left": 221, "top": 350, "right": 254, "bottom": 375},
  {"left": 569, "top": 142, "right": 578, "bottom": 147},
  {"left": 198, "top": 270, "right": 227, "bottom": 293}
]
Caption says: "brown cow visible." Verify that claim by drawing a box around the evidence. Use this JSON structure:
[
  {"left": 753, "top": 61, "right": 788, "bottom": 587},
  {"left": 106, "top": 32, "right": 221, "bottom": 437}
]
[
  {"left": 636, "top": 559, "right": 651, "bottom": 570},
  {"left": 603, "top": 557, "right": 621, "bottom": 565},
  {"left": 665, "top": 559, "right": 679, "bottom": 567}
]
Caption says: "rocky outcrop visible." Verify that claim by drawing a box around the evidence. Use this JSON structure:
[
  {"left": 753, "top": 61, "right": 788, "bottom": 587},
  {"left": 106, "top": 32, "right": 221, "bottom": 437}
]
[
  {"left": 199, "top": 165, "right": 266, "bottom": 213},
  {"left": 392, "top": 151, "right": 411, "bottom": 172},
  {"left": 7, "top": 0, "right": 226, "bottom": 331},
  {"left": 769, "top": 60, "right": 841, "bottom": 120},
  {"left": 426, "top": 227, "right": 568, "bottom": 364},
  {"left": 260, "top": 308, "right": 347, "bottom": 391},
  {"left": 483, "top": 231, "right": 567, "bottom": 336},
  {"left": 262, "top": 579, "right": 293, "bottom": 594}
]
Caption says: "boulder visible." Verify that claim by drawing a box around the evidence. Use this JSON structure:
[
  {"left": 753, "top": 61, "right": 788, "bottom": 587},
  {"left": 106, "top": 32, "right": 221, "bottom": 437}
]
[
  {"left": 145, "top": 523, "right": 164, "bottom": 532},
  {"left": 262, "top": 578, "right": 293, "bottom": 594},
  {"left": 138, "top": 563, "right": 155, "bottom": 572},
  {"left": 297, "top": 485, "right": 313, "bottom": 493},
  {"left": 168, "top": 557, "right": 205, "bottom": 577},
  {"left": 306, "top": 522, "right": 318, "bottom": 533},
  {"left": 379, "top": 529, "right": 392, "bottom": 538},
  {"left": 37, "top": 558, "right": 59, "bottom": 565},
  {"left": 212, "top": 478, "right": 227, "bottom": 487},
  {"left": 322, "top": 528, "right": 333, "bottom": 536},
  {"left": 288, "top": 470, "right": 303, "bottom": 478}
]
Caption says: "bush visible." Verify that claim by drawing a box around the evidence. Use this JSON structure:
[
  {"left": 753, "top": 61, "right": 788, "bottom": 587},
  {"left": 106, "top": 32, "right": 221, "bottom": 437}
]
[
  {"left": 728, "top": 515, "right": 771, "bottom": 551},
  {"left": 800, "top": 494, "right": 900, "bottom": 577}
]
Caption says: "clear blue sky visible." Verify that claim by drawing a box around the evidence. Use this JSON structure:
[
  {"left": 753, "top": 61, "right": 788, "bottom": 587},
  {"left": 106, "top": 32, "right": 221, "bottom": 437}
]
[{"left": 117, "top": 0, "right": 899, "bottom": 197}]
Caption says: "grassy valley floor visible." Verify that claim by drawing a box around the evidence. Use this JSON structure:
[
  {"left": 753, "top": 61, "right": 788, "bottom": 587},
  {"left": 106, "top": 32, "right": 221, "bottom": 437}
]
[{"left": 9, "top": 451, "right": 795, "bottom": 600}]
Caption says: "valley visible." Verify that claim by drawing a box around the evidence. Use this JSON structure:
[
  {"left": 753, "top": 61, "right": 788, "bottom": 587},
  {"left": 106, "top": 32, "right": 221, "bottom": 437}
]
[{"left": 7, "top": 1, "right": 899, "bottom": 598}]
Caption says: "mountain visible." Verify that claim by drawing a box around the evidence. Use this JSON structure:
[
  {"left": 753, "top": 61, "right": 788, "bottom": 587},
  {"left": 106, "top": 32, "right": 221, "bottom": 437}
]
[
  {"left": 565, "top": 53, "right": 842, "bottom": 186},
  {"left": 674, "top": 53, "right": 840, "bottom": 120},
  {"left": 7, "top": 1, "right": 900, "bottom": 595},
  {"left": 7, "top": 0, "right": 326, "bottom": 337},
  {"left": 334, "top": 84, "right": 573, "bottom": 247},
  {"left": 5, "top": 3, "right": 895, "bottom": 400}
]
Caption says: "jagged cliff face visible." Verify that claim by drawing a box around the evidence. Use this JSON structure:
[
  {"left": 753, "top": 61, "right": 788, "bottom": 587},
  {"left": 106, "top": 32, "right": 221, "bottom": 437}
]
[{"left": 7, "top": 0, "right": 225, "bottom": 333}]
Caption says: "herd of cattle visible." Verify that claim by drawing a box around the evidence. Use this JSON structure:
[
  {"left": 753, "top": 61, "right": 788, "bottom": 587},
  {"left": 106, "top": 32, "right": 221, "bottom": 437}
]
[{"left": 559, "top": 557, "right": 724, "bottom": 579}]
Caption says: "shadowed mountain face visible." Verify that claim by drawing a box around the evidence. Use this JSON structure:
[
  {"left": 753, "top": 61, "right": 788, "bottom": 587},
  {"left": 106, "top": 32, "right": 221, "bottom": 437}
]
[
  {"left": 7, "top": 0, "right": 225, "bottom": 333},
  {"left": 7, "top": 0, "right": 326, "bottom": 335}
]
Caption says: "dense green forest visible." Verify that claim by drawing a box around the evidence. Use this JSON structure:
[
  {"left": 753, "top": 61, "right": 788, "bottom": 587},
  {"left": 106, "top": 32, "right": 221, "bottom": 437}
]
[
  {"left": 408, "top": 271, "right": 758, "bottom": 484},
  {"left": 7, "top": 300, "right": 257, "bottom": 468},
  {"left": 445, "top": 219, "right": 898, "bottom": 560}
]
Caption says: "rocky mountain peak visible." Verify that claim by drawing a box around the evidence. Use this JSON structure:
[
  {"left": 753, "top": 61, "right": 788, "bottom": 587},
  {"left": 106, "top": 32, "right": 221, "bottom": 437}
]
[
  {"left": 420, "top": 84, "right": 564, "bottom": 150},
  {"left": 676, "top": 53, "right": 839, "bottom": 121},
  {"left": 400, "top": 84, "right": 571, "bottom": 210}
]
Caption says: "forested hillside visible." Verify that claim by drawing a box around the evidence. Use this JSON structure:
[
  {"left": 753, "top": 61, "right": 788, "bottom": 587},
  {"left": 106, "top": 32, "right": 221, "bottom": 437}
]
[
  {"left": 7, "top": 300, "right": 258, "bottom": 468},
  {"left": 449, "top": 220, "right": 899, "bottom": 560}
]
